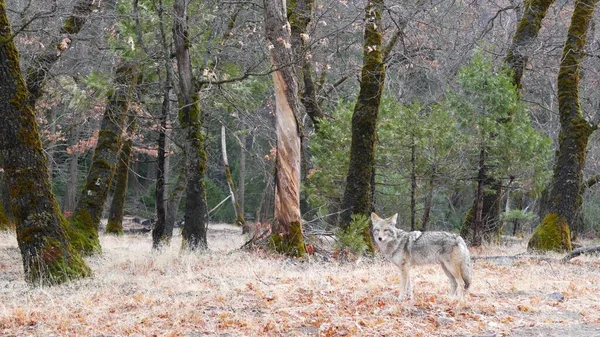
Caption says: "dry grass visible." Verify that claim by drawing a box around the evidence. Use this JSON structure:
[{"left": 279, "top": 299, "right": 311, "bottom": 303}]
[{"left": 1, "top": 226, "right": 600, "bottom": 337}]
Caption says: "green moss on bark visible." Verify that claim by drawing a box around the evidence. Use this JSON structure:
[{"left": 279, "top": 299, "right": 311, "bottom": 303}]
[
  {"left": 528, "top": 212, "right": 572, "bottom": 252},
  {"left": 269, "top": 220, "right": 306, "bottom": 257}
]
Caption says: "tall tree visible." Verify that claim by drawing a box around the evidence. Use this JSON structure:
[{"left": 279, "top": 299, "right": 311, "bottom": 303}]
[
  {"left": 462, "top": 0, "right": 557, "bottom": 245},
  {"left": 340, "top": 0, "right": 387, "bottom": 251},
  {"left": 264, "top": 0, "right": 306, "bottom": 257},
  {"left": 173, "top": 0, "right": 209, "bottom": 251},
  {"left": 0, "top": 0, "right": 90, "bottom": 284},
  {"left": 152, "top": 0, "right": 177, "bottom": 248},
  {"left": 106, "top": 114, "right": 137, "bottom": 235},
  {"left": 528, "top": 0, "right": 598, "bottom": 252},
  {"left": 70, "top": 64, "right": 140, "bottom": 255}
]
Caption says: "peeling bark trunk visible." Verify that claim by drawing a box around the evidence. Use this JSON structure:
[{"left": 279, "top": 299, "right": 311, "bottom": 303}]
[
  {"left": 105, "top": 115, "right": 137, "bottom": 235},
  {"left": 70, "top": 64, "right": 139, "bottom": 255},
  {"left": 264, "top": 0, "right": 306, "bottom": 257},
  {"left": 174, "top": 0, "right": 208, "bottom": 251},
  {"left": 529, "top": 0, "right": 598, "bottom": 252},
  {"left": 0, "top": 1, "right": 90, "bottom": 284},
  {"left": 341, "top": 0, "right": 387, "bottom": 252}
]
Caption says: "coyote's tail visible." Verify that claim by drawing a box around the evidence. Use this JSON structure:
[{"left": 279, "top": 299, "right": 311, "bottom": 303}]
[{"left": 457, "top": 237, "right": 472, "bottom": 290}]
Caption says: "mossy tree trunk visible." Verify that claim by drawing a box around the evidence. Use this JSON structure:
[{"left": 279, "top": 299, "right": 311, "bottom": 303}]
[
  {"left": 0, "top": 1, "right": 90, "bottom": 284},
  {"left": 174, "top": 0, "right": 208, "bottom": 251},
  {"left": 504, "top": 0, "right": 556, "bottom": 89},
  {"left": 340, "top": 0, "right": 387, "bottom": 253},
  {"left": 463, "top": 0, "right": 557, "bottom": 245},
  {"left": 105, "top": 115, "right": 137, "bottom": 235},
  {"left": 70, "top": 64, "right": 139, "bottom": 255},
  {"left": 528, "top": 0, "right": 598, "bottom": 252},
  {"left": 264, "top": 0, "right": 306, "bottom": 257}
]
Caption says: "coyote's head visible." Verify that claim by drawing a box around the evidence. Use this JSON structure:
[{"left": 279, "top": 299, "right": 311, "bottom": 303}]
[{"left": 371, "top": 212, "right": 398, "bottom": 244}]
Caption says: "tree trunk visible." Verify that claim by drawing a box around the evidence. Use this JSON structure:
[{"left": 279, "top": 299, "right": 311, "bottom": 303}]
[
  {"left": 0, "top": 171, "right": 12, "bottom": 230},
  {"left": 264, "top": 0, "right": 306, "bottom": 257},
  {"left": 152, "top": 82, "right": 171, "bottom": 249},
  {"left": 106, "top": 115, "right": 137, "bottom": 235},
  {"left": 70, "top": 64, "right": 139, "bottom": 255},
  {"left": 410, "top": 140, "right": 417, "bottom": 231},
  {"left": 221, "top": 126, "right": 247, "bottom": 230},
  {"left": 421, "top": 164, "right": 436, "bottom": 231},
  {"left": 62, "top": 124, "right": 81, "bottom": 215},
  {"left": 504, "top": 0, "right": 556, "bottom": 88},
  {"left": 340, "top": 0, "right": 386, "bottom": 252},
  {"left": 25, "top": 0, "right": 97, "bottom": 108},
  {"left": 166, "top": 167, "right": 185, "bottom": 239},
  {"left": 473, "top": 147, "right": 486, "bottom": 246},
  {"left": 238, "top": 127, "right": 248, "bottom": 231},
  {"left": 174, "top": 0, "right": 208, "bottom": 251},
  {"left": 529, "top": 0, "right": 598, "bottom": 252},
  {"left": 0, "top": 2, "right": 90, "bottom": 284},
  {"left": 288, "top": 0, "right": 324, "bottom": 129}
]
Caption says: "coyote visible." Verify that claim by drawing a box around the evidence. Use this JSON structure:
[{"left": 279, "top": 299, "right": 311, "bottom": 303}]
[{"left": 371, "top": 212, "right": 472, "bottom": 300}]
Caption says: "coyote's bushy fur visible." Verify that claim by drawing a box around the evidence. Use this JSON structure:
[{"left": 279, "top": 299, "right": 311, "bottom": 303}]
[{"left": 371, "top": 212, "right": 472, "bottom": 300}]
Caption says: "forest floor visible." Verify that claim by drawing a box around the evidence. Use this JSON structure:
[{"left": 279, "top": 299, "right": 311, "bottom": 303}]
[{"left": 1, "top": 222, "right": 600, "bottom": 337}]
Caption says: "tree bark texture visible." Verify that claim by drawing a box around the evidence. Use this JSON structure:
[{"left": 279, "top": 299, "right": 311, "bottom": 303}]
[
  {"left": 25, "top": 0, "right": 97, "bottom": 108},
  {"left": 528, "top": 0, "right": 598, "bottom": 252},
  {"left": 0, "top": 171, "right": 12, "bottom": 230},
  {"left": 341, "top": 0, "right": 386, "bottom": 252},
  {"left": 174, "top": 0, "right": 208, "bottom": 251},
  {"left": 0, "top": 1, "right": 90, "bottom": 284},
  {"left": 106, "top": 115, "right": 137, "bottom": 235},
  {"left": 70, "top": 64, "right": 139, "bottom": 255},
  {"left": 264, "top": 0, "right": 306, "bottom": 257},
  {"left": 504, "top": 0, "right": 556, "bottom": 88}
]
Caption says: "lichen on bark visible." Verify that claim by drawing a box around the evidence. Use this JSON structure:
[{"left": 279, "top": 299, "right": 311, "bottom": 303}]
[
  {"left": 340, "top": 0, "right": 386, "bottom": 253},
  {"left": 69, "top": 64, "right": 140, "bottom": 255},
  {"left": 0, "top": 0, "right": 91, "bottom": 284},
  {"left": 528, "top": 0, "right": 598, "bottom": 252}
]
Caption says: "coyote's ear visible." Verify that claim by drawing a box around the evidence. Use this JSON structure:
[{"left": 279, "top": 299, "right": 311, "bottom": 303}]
[
  {"left": 390, "top": 213, "right": 398, "bottom": 225},
  {"left": 371, "top": 212, "right": 380, "bottom": 222}
]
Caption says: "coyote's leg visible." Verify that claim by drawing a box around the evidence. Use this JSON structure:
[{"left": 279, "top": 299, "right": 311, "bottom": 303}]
[
  {"left": 440, "top": 262, "right": 458, "bottom": 295},
  {"left": 398, "top": 263, "right": 412, "bottom": 300}
]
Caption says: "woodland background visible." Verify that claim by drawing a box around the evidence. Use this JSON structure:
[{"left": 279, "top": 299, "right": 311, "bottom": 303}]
[{"left": 0, "top": 0, "right": 600, "bottom": 282}]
